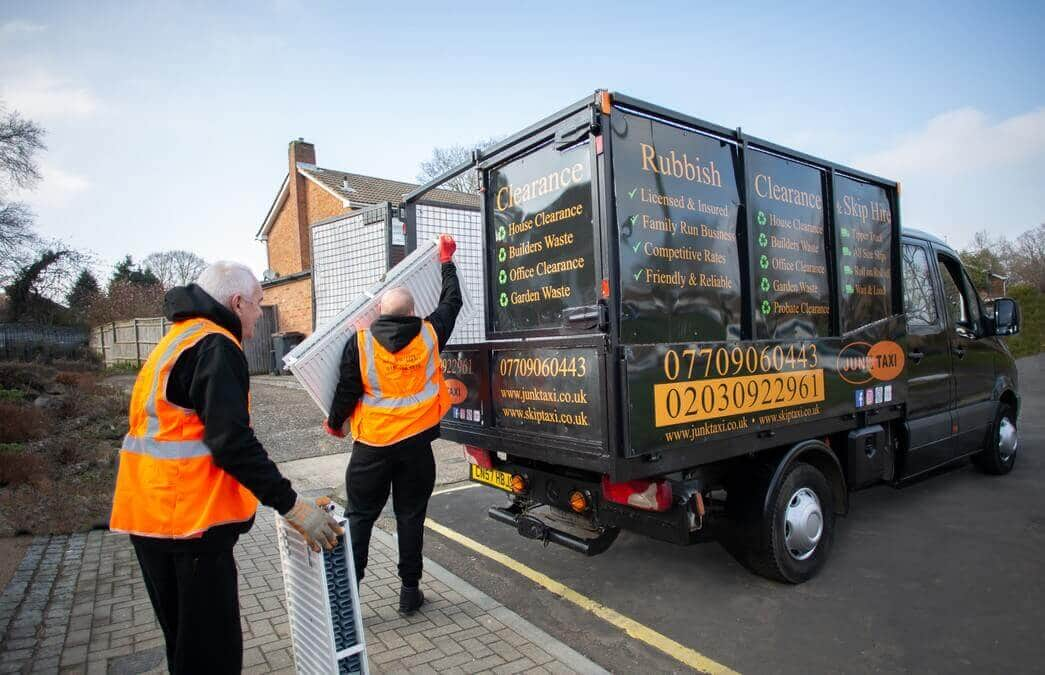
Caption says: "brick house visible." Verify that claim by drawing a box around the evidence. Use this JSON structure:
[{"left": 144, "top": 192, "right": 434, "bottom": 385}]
[{"left": 255, "top": 139, "right": 476, "bottom": 335}]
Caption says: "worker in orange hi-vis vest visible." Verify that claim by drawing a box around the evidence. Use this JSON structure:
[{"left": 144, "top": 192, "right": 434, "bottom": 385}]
[
  {"left": 324, "top": 234, "right": 461, "bottom": 615},
  {"left": 110, "top": 261, "right": 342, "bottom": 674}
]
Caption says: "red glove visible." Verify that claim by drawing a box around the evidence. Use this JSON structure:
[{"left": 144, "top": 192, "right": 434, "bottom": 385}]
[
  {"left": 438, "top": 234, "right": 456, "bottom": 263},
  {"left": 323, "top": 420, "right": 346, "bottom": 438}
]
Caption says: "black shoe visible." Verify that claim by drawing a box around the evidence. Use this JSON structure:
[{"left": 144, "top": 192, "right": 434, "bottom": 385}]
[{"left": 398, "top": 585, "right": 425, "bottom": 615}]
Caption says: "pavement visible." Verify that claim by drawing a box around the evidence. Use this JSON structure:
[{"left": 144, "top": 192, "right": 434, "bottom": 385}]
[{"left": 0, "top": 376, "right": 604, "bottom": 674}]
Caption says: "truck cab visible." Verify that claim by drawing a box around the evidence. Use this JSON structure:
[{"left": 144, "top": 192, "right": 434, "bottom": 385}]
[{"left": 900, "top": 229, "right": 1020, "bottom": 478}]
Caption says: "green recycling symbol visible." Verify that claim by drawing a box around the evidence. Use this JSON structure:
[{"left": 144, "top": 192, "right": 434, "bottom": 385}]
[
  {"left": 761, "top": 300, "right": 772, "bottom": 315},
  {"left": 758, "top": 232, "right": 768, "bottom": 247},
  {"left": 759, "top": 255, "right": 769, "bottom": 269},
  {"left": 757, "top": 211, "right": 767, "bottom": 226},
  {"left": 499, "top": 292, "right": 508, "bottom": 307},
  {"left": 760, "top": 277, "right": 770, "bottom": 292},
  {"left": 496, "top": 225, "right": 506, "bottom": 241},
  {"left": 497, "top": 248, "right": 507, "bottom": 263},
  {"left": 498, "top": 269, "right": 507, "bottom": 284}
]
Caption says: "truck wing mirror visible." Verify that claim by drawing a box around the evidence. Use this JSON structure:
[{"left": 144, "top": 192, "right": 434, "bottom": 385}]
[{"left": 989, "top": 297, "right": 1021, "bottom": 336}]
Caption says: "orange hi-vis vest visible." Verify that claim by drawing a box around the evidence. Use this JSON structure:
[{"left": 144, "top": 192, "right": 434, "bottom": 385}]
[
  {"left": 110, "top": 318, "right": 259, "bottom": 539},
  {"left": 350, "top": 320, "right": 451, "bottom": 447}
]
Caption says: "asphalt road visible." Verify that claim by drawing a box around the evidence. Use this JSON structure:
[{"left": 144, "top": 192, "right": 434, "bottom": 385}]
[{"left": 420, "top": 354, "right": 1045, "bottom": 673}]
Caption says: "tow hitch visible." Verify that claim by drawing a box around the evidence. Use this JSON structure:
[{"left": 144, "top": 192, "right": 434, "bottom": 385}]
[{"left": 488, "top": 504, "right": 620, "bottom": 556}]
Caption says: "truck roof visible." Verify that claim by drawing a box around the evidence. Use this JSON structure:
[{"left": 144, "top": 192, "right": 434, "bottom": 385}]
[{"left": 902, "top": 227, "right": 953, "bottom": 251}]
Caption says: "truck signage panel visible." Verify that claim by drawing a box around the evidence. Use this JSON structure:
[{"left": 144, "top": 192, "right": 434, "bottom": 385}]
[
  {"left": 625, "top": 340, "right": 853, "bottom": 454},
  {"left": 491, "top": 347, "right": 602, "bottom": 442},
  {"left": 833, "top": 175, "right": 893, "bottom": 333},
  {"left": 440, "top": 349, "right": 488, "bottom": 425},
  {"left": 486, "top": 142, "right": 596, "bottom": 334},
  {"left": 745, "top": 150, "right": 831, "bottom": 338},
  {"left": 611, "top": 111, "right": 743, "bottom": 343}
]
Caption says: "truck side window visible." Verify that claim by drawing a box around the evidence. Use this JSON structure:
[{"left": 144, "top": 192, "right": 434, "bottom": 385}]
[
  {"left": 937, "top": 254, "right": 979, "bottom": 332},
  {"left": 902, "top": 244, "right": 938, "bottom": 328}
]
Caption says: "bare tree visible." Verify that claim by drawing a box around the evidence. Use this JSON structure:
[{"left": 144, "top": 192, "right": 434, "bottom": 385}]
[
  {"left": 416, "top": 138, "right": 500, "bottom": 194},
  {"left": 142, "top": 250, "right": 208, "bottom": 289},
  {"left": 1009, "top": 224, "right": 1045, "bottom": 292},
  {"left": 0, "top": 102, "right": 46, "bottom": 284}
]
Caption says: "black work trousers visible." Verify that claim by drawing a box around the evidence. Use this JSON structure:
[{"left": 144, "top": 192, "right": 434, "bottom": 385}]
[
  {"left": 131, "top": 540, "right": 242, "bottom": 675},
  {"left": 346, "top": 437, "right": 436, "bottom": 586}
]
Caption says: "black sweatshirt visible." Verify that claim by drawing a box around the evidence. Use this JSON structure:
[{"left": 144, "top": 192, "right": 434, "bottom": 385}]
[
  {"left": 131, "top": 284, "right": 297, "bottom": 552},
  {"left": 326, "top": 262, "right": 462, "bottom": 444}
]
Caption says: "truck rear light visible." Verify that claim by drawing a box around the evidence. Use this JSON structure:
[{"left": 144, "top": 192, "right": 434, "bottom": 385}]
[
  {"left": 511, "top": 474, "right": 527, "bottom": 494},
  {"left": 601, "top": 476, "right": 672, "bottom": 512},
  {"left": 569, "top": 490, "right": 589, "bottom": 513},
  {"left": 464, "top": 445, "right": 493, "bottom": 469}
]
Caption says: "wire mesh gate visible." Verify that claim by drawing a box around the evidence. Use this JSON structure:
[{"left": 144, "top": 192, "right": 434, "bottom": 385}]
[{"left": 309, "top": 199, "right": 483, "bottom": 345}]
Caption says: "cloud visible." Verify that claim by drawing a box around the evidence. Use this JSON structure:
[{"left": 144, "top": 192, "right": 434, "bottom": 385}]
[
  {"left": 1, "top": 74, "right": 99, "bottom": 119},
  {"left": 857, "top": 107, "right": 1045, "bottom": 177},
  {"left": 0, "top": 20, "right": 46, "bottom": 35},
  {"left": 16, "top": 164, "right": 90, "bottom": 207}
]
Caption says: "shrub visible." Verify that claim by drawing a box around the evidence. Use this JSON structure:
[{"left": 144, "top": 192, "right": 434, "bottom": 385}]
[
  {"left": 0, "top": 448, "right": 46, "bottom": 487},
  {"left": 0, "top": 362, "right": 56, "bottom": 394},
  {"left": 0, "top": 402, "right": 45, "bottom": 442},
  {"left": 1004, "top": 284, "right": 1043, "bottom": 359},
  {"left": 55, "top": 371, "right": 97, "bottom": 389},
  {"left": 49, "top": 352, "right": 103, "bottom": 372}
]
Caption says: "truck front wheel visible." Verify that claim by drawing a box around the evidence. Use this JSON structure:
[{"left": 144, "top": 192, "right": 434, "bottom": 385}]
[
  {"left": 973, "top": 403, "right": 1018, "bottom": 475},
  {"left": 737, "top": 461, "right": 836, "bottom": 583}
]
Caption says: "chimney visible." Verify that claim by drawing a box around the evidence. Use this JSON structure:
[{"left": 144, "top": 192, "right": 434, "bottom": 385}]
[
  {"left": 288, "top": 138, "right": 316, "bottom": 270},
  {"left": 290, "top": 137, "right": 316, "bottom": 169}
]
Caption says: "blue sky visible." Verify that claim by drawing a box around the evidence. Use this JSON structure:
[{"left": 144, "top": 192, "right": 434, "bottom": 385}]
[{"left": 2, "top": 0, "right": 1043, "bottom": 279}]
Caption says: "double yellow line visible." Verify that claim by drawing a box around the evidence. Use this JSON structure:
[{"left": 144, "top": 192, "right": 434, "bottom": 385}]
[{"left": 425, "top": 515, "right": 738, "bottom": 675}]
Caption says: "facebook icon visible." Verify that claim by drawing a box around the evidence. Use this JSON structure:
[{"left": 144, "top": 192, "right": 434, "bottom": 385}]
[{"left": 855, "top": 389, "right": 865, "bottom": 408}]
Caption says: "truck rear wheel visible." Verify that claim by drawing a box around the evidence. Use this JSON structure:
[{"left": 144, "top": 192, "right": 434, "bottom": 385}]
[
  {"left": 727, "top": 461, "right": 835, "bottom": 584},
  {"left": 973, "top": 403, "right": 1018, "bottom": 475}
]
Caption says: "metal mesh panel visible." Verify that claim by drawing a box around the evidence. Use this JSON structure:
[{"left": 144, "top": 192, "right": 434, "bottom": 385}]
[
  {"left": 415, "top": 204, "right": 484, "bottom": 344},
  {"left": 312, "top": 205, "right": 389, "bottom": 329}
]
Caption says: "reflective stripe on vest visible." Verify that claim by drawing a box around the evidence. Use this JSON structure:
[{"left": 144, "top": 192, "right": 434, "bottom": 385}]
[
  {"left": 350, "top": 321, "right": 450, "bottom": 446},
  {"left": 109, "top": 318, "right": 259, "bottom": 539},
  {"left": 120, "top": 434, "right": 211, "bottom": 459}
]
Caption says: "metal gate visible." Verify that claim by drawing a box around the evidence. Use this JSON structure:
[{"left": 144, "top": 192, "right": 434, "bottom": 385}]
[
  {"left": 243, "top": 305, "right": 277, "bottom": 374},
  {"left": 311, "top": 204, "right": 394, "bottom": 329}
]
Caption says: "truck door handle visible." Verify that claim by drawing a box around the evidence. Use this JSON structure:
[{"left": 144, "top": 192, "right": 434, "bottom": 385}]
[
  {"left": 907, "top": 350, "right": 924, "bottom": 364},
  {"left": 952, "top": 346, "right": 966, "bottom": 359}
]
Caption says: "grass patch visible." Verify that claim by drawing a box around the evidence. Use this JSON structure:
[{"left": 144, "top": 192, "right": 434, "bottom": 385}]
[
  {"left": 104, "top": 362, "right": 141, "bottom": 375},
  {"left": 0, "top": 388, "right": 25, "bottom": 402}
]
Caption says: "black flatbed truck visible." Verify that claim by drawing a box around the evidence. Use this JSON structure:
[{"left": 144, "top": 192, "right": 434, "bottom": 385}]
[{"left": 404, "top": 90, "right": 1023, "bottom": 583}]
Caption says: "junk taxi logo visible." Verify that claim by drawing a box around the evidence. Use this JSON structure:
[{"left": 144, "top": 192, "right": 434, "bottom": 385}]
[
  {"left": 838, "top": 340, "right": 905, "bottom": 385},
  {"left": 444, "top": 378, "right": 469, "bottom": 405}
]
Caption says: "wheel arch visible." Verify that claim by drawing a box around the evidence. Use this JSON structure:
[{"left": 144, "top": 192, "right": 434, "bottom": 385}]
[{"left": 762, "top": 439, "right": 848, "bottom": 521}]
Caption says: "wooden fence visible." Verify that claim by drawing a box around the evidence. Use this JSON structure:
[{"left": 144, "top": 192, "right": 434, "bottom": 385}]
[
  {"left": 90, "top": 318, "right": 171, "bottom": 367},
  {"left": 90, "top": 315, "right": 279, "bottom": 374}
]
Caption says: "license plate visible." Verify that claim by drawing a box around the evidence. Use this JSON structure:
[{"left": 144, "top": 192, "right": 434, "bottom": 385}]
[{"left": 470, "top": 464, "right": 513, "bottom": 492}]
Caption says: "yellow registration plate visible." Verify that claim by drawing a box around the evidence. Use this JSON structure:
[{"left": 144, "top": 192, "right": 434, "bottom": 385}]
[{"left": 470, "top": 464, "right": 513, "bottom": 492}]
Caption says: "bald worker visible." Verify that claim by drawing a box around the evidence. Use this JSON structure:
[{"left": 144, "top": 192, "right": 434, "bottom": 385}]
[{"left": 324, "top": 234, "right": 460, "bottom": 614}]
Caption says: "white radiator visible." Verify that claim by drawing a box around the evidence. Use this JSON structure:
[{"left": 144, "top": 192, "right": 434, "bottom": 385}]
[
  {"left": 275, "top": 504, "right": 369, "bottom": 675},
  {"left": 283, "top": 238, "right": 476, "bottom": 416}
]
